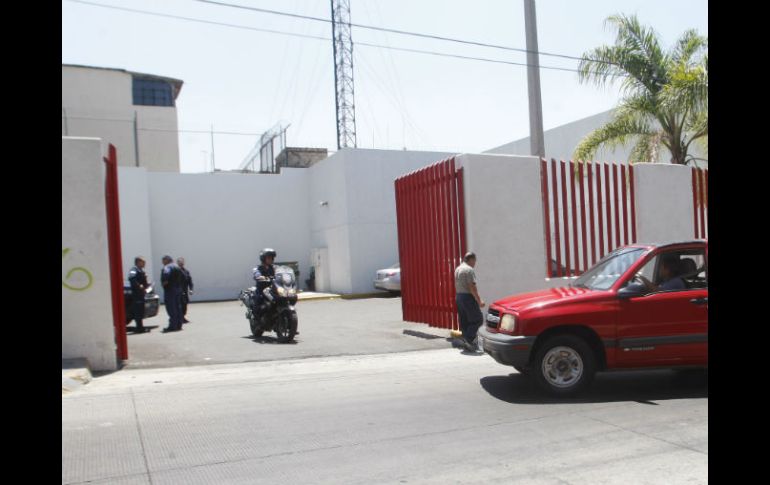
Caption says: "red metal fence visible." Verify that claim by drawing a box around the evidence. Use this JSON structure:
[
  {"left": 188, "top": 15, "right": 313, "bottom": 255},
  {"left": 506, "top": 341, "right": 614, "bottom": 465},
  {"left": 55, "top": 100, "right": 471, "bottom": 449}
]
[
  {"left": 541, "top": 159, "right": 637, "bottom": 278},
  {"left": 692, "top": 167, "right": 708, "bottom": 239},
  {"left": 395, "top": 157, "right": 466, "bottom": 329},
  {"left": 104, "top": 144, "right": 128, "bottom": 361}
]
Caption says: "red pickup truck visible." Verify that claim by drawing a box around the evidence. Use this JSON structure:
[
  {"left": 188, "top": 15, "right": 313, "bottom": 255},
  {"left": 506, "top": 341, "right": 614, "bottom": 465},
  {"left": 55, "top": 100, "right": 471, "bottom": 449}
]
[{"left": 478, "top": 240, "right": 708, "bottom": 396}]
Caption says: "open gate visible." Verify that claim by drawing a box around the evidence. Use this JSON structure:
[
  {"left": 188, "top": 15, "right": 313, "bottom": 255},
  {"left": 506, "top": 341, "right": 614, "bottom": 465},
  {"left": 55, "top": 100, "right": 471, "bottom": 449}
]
[{"left": 395, "top": 157, "right": 466, "bottom": 330}]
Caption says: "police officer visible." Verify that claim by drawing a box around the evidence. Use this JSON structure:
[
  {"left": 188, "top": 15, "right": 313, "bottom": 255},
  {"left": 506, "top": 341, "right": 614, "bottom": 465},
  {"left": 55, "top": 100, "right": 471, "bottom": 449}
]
[
  {"left": 160, "top": 255, "right": 185, "bottom": 332},
  {"left": 252, "top": 248, "right": 277, "bottom": 314},
  {"left": 127, "top": 256, "right": 149, "bottom": 333},
  {"left": 177, "top": 257, "right": 194, "bottom": 323}
]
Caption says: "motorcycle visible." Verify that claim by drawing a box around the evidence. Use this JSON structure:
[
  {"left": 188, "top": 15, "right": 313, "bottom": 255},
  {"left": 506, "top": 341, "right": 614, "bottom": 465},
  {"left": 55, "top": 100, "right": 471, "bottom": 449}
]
[{"left": 239, "top": 265, "right": 299, "bottom": 342}]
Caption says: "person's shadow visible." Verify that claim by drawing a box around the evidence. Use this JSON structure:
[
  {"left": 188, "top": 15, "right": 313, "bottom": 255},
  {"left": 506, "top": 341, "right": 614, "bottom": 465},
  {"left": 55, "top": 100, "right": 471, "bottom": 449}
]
[
  {"left": 449, "top": 338, "right": 485, "bottom": 356},
  {"left": 480, "top": 368, "right": 708, "bottom": 404}
]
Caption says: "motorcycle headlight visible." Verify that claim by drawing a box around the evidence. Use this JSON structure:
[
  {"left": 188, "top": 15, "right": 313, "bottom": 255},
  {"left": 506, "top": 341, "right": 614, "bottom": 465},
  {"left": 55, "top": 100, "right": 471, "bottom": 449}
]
[
  {"left": 276, "top": 286, "right": 288, "bottom": 297},
  {"left": 287, "top": 288, "right": 296, "bottom": 297},
  {"left": 500, "top": 314, "right": 517, "bottom": 333}
]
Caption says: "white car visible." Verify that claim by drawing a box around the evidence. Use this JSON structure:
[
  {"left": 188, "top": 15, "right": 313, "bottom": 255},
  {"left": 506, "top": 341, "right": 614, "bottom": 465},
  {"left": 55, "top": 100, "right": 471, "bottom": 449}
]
[{"left": 374, "top": 263, "right": 401, "bottom": 292}]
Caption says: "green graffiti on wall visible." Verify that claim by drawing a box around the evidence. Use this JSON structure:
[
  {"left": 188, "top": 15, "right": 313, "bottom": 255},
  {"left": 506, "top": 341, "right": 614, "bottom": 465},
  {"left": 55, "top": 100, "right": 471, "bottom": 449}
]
[{"left": 62, "top": 248, "right": 94, "bottom": 291}]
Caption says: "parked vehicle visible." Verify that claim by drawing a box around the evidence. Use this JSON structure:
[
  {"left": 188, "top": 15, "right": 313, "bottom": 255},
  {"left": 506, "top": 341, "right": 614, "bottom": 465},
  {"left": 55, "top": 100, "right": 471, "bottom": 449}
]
[
  {"left": 123, "top": 284, "right": 160, "bottom": 324},
  {"left": 239, "top": 265, "right": 299, "bottom": 342},
  {"left": 374, "top": 263, "right": 401, "bottom": 292},
  {"left": 479, "top": 240, "right": 708, "bottom": 396}
]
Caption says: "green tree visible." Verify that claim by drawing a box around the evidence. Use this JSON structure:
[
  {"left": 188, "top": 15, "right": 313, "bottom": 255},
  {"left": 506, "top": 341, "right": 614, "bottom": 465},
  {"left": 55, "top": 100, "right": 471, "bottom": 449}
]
[{"left": 574, "top": 15, "right": 707, "bottom": 165}]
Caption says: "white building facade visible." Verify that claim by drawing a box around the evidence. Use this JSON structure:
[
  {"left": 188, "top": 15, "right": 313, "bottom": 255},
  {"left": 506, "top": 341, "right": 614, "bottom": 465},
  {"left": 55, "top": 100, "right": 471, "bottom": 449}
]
[{"left": 62, "top": 64, "right": 183, "bottom": 172}]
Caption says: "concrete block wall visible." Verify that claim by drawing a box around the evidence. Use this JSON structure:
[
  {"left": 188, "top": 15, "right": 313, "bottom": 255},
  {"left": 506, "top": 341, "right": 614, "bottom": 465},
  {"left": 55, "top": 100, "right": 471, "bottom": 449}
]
[{"left": 62, "top": 137, "right": 118, "bottom": 371}]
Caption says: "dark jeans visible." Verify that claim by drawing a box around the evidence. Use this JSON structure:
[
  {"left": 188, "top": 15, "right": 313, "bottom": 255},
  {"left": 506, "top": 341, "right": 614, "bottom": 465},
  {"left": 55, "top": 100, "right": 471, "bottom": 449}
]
[
  {"left": 456, "top": 293, "right": 482, "bottom": 343},
  {"left": 131, "top": 299, "right": 145, "bottom": 329},
  {"left": 164, "top": 288, "right": 183, "bottom": 330},
  {"left": 181, "top": 292, "right": 189, "bottom": 316}
]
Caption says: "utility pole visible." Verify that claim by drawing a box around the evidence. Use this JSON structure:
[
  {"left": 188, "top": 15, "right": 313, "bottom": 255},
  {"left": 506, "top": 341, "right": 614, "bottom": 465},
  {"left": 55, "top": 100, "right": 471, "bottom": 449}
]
[
  {"left": 134, "top": 111, "right": 140, "bottom": 167},
  {"left": 524, "top": 0, "right": 545, "bottom": 158},
  {"left": 330, "top": 0, "right": 357, "bottom": 149},
  {"left": 210, "top": 124, "right": 216, "bottom": 172}
]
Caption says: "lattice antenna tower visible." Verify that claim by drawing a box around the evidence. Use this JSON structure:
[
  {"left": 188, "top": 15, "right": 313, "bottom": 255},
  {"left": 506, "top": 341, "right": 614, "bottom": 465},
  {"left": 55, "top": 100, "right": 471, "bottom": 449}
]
[{"left": 330, "top": 0, "right": 357, "bottom": 149}]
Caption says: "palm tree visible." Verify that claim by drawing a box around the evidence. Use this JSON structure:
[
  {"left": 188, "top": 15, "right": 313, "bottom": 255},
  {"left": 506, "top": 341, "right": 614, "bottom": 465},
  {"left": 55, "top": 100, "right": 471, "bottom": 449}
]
[{"left": 573, "top": 15, "right": 707, "bottom": 165}]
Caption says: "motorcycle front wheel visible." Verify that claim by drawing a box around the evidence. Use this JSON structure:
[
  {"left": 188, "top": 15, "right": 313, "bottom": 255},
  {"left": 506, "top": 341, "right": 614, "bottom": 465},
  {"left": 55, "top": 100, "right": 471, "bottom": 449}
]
[
  {"left": 248, "top": 312, "right": 263, "bottom": 338},
  {"left": 275, "top": 311, "right": 297, "bottom": 343}
]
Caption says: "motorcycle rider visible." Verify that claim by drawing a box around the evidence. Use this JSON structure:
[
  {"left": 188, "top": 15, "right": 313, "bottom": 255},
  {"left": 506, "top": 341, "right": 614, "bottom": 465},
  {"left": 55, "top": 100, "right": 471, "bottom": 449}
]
[
  {"left": 252, "top": 248, "right": 277, "bottom": 315},
  {"left": 251, "top": 248, "right": 300, "bottom": 336}
]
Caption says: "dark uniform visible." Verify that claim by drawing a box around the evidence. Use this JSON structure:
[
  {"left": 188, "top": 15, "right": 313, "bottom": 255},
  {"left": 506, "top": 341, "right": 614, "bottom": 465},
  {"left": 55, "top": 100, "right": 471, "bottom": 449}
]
[
  {"left": 161, "top": 262, "right": 185, "bottom": 331},
  {"left": 252, "top": 264, "right": 275, "bottom": 313},
  {"left": 127, "top": 265, "right": 148, "bottom": 332},
  {"left": 180, "top": 267, "right": 193, "bottom": 322}
]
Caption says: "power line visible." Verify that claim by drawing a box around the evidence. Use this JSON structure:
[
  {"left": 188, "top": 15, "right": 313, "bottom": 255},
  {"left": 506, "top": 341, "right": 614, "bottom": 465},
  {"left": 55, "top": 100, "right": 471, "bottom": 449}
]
[
  {"left": 64, "top": 0, "right": 590, "bottom": 74},
  {"left": 193, "top": 0, "right": 600, "bottom": 65},
  {"left": 62, "top": 115, "right": 266, "bottom": 135}
]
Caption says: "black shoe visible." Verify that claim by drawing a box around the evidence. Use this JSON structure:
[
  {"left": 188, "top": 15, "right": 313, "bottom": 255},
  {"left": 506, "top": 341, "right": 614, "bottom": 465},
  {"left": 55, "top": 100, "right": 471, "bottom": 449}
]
[
  {"left": 182, "top": 318, "right": 190, "bottom": 323},
  {"left": 162, "top": 327, "right": 181, "bottom": 333},
  {"left": 134, "top": 328, "right": 148, "bottom": 334}
]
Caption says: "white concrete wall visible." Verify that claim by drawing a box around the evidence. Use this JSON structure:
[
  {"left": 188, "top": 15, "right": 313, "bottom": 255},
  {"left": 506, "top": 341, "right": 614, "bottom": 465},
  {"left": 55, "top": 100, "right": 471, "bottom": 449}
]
[
  {"left": 62, "top": 137, "right": 117, "bottom": 371},
  {"left": 308, "top": 150, "right": 354, "bottom": 293},
  {"left": 633, "top": 164, "right": 696, "bottom": 243},
  {"left": 309, "top": 148, "right": 454, "bottom": 294},
  {"left": 449, "top": 155, "right": 702, "bottom": 314},
  {"left": 457, "top": 154, "right": 552, "bottom": 307},
  {"left": 135, "top": 106, "right": 180, "bottom": 173},
  {"left": 118, "top": 167, "right": 155, "bottom": 282},
  {"left": 145, "top": 170, "right": 312, "bottom": 301},
  {"left": 62, "top": 65, "right": 180, "bottom": 172},
  {"left": 344, "top": 149, "right": 455, "bottom": 294},
  {"left": 486, "top": 109, "right": 707, "bottom": 168}
]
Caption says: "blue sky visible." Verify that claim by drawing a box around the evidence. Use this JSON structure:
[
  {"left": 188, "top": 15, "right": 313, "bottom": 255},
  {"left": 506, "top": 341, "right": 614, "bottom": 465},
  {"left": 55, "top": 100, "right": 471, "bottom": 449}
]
[{"left": 62, "top": 0, "right": 708, "bottom": 173}]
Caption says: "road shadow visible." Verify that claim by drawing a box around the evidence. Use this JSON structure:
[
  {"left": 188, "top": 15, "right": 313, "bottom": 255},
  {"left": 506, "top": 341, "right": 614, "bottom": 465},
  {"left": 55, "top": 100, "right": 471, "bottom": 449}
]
[
  {"left": 127, "top": 325, "right": 160, "bottom": 334},
  {"left": 480, "top": 369, "right": 708, "bottom": 404},
  {"left": 403, "top": 329, "right": 444, "bottom": 340},
  {"left": 241, "top": 335, "right": 298, "bottom": 345}
]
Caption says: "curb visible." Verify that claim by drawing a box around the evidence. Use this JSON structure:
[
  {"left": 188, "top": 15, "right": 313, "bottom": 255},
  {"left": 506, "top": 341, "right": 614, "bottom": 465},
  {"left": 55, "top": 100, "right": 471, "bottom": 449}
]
[
  {"left": 297, "top": 293, "right": 342, "bottom": 301},
  {"left": 340, "top": 292, "right": 397, "bottom": 300}
]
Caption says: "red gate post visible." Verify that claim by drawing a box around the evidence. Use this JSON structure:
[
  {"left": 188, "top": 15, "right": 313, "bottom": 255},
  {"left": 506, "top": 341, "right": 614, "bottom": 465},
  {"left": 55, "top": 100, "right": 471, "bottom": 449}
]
[
  {"left": 449, "top": 158, "right": 460, "bottom": 330},
  {"left": 612, "top": 163, "right": 621, "bottom": 248},
  {"left": 540, "top": 159, "right": 552, "bottom": 277},
  {"left": 588, "top": 162, "right": 597, "bottom": 265},
  {"left": 604, "top": 163, "right": 613, "bottom": 253},
  {"left": 560, "top": 161, "right": 571, "bottom": 275},
  {"left": 569, "top": 161, "right": 580, "bottom": 274},
  {"left": 629, "top": 164, "right": 637, "bottom": 243},
  {"left": 621, "top": 164, "right": 629, "bottom": 245},
  {"left": 550, "top": 160, "right": 562, "bottom": 276},
  {"left": 407, "top": 171, "right": 417, "bottom": 322},
  {"left": 596, "top": 162, "right": 605, "bottom": 258},
  {"left": 439, "top": 160, "right": 451, "bottom": 328},
  {"left": 691, "top": 168, "right": 700, "bottom": 238},
  {"left": 578, "top": 162, "right": 588, "bottom": 272},
  {"left": 104, "top": 144, "right": 128, "bottom": 361},
  {"left": 698, "top": 169, "right": 706, "bottom": 239},
  {"left": 418, "top": 167, "right": 429, "bottom": 324}
]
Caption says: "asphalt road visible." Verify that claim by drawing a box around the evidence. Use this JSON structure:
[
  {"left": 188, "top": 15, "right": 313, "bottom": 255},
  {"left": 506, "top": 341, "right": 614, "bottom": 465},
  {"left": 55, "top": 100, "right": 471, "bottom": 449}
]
[
  {"left": 63, "top": 349, "right": 708, "bottom": 485},
  {"left": 66, "top": 297, "right": 707, "bottom": 484},
  {"left": 122, "top": 297, "right": 454, "bottom": 369}
]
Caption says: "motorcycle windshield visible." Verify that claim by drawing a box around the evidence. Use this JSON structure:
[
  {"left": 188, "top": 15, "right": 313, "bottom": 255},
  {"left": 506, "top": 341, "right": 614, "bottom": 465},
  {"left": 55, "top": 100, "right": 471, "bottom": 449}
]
[{"left": 274, "top": 266, "right": 296, "bottom": 287}]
